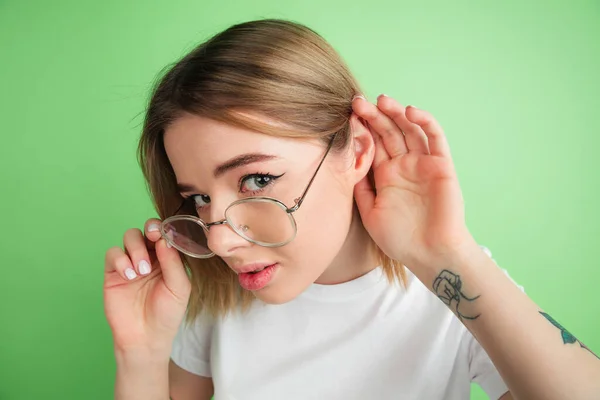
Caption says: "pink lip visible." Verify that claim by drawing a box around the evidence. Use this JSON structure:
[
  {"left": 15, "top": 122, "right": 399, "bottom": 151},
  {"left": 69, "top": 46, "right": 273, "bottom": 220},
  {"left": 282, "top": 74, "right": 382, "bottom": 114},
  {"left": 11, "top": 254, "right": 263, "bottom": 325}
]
[
  {"left": 237, "top": 263, "right": 278, "bottom": 291},
  {"left": 233, "top": 262, "right": 277, "bottom": 274}
]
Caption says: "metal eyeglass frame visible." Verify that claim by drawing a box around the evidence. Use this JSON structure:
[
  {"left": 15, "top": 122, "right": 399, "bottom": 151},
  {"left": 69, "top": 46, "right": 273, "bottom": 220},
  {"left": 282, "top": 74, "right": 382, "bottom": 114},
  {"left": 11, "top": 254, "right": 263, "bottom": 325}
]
[{"left": 160, "top": 135, "right": 336, "bottom": 259}]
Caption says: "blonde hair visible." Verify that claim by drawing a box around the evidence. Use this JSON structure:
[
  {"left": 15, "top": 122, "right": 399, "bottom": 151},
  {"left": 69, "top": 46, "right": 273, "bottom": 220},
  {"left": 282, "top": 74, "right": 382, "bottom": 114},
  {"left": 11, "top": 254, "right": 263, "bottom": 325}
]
[{"left": 137, "top": 19, "right": 406, "bottom": 323}]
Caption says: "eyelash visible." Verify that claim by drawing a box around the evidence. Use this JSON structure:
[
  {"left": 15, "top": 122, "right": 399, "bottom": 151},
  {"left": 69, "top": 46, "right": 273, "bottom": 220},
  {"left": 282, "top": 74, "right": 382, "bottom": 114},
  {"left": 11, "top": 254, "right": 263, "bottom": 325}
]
[
  {"left": 183, "top": 172, "right": 284, "bottom": 210},
  {"left": 238, "top": 172, "right": 283, "bottom": 195}
]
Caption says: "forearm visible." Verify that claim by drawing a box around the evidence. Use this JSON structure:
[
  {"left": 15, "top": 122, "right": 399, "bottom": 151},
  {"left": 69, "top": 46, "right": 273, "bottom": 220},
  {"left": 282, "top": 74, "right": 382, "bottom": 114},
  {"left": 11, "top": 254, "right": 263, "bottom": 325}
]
[
  {"left": 415, "top": 241, "right": 600, "bottom": 400},
  {"left": 115, "top": 347, "right": 171, "bottom": 400}
]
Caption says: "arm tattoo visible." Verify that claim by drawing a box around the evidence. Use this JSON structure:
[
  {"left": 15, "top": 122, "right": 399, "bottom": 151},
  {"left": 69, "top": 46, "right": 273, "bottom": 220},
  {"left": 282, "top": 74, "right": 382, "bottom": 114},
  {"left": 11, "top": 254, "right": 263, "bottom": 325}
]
[
  {"left": 540, "top": 311, "right": 599, "bottom": 359},
  {"left": 432, "top": 270, "right": 481, "bottom": 321}
]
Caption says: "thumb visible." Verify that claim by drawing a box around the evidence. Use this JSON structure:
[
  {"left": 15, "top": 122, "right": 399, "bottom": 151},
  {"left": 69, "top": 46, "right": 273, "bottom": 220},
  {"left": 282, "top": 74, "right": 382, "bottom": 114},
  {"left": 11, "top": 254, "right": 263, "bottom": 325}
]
[{"left": 155, "top": 238, "right": 191, "bottom": 301}]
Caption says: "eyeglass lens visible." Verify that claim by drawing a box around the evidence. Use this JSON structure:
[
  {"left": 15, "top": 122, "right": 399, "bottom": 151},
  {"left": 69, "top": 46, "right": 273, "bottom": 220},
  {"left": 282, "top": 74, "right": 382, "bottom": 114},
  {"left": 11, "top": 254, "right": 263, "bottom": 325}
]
[{"left": 162, "top": 199, "right": 296, "bottom": 257}]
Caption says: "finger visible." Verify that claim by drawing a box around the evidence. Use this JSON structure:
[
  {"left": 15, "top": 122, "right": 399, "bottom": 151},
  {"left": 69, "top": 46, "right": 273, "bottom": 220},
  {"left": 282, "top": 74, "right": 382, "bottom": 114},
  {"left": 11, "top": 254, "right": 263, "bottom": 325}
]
[
  {"left": 376, "top": 95, "right": 430, "bottom": 154},
  {"left": 352, "top": 95, "right": 408, "bottom": 157},
  {"left": 105, "top": 246, "right": 138, "bottom": 281},
  {"left": 154, "top": 237, "right": 190, "bottom": 300},
  {"left": 351, "top": 97, "right": 390, "bottom": 167},
  {"left": 354, "top": 173, "right": 375, "bottom": 217},
  {"left": 405, "top": 105, "right": 451, "bottom": 158},
  {"left": 123, "top": 228, "right": 153, "bottom": 276},
  {"left": 144, "top": 218, "right": 162, "bottom": 250},
  {"left": 370, "top": 124, "right": 389, "bottom": 168}
]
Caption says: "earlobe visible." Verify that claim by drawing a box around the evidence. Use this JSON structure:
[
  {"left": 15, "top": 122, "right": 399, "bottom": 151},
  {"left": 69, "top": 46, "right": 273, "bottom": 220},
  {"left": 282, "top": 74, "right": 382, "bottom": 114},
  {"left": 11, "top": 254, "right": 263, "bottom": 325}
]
[{"left": 349, "top": 113, "right": 375, "bottom": 181}]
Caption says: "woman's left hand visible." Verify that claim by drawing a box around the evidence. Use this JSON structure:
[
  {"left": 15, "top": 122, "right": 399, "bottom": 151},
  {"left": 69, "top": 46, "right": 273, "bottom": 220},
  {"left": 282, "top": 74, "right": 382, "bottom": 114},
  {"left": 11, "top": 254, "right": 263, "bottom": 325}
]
[{"left": 352, "top": 94, "right": 477, "bottom": 272}]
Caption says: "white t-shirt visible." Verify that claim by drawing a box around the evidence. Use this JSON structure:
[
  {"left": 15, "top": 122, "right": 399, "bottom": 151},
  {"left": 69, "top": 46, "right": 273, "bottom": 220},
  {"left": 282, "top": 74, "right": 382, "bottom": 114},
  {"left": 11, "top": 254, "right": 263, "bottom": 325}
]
[{"left": 172, "top": 248, "right": 519, "bottom": 400}]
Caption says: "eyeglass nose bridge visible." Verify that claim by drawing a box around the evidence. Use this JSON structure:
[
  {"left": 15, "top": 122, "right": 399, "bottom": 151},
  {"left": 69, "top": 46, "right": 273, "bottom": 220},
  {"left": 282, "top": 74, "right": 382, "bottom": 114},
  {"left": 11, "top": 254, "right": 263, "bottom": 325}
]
[
  {"left": 205, "top": 219, "right": 228, "bottom": 229},
  {"left": 205, "top": 217, "right": 250, "bottom": 234}
]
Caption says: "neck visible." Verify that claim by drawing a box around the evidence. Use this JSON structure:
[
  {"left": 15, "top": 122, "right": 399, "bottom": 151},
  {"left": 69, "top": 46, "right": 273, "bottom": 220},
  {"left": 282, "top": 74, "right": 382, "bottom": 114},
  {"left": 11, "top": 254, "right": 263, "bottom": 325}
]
[{"left": 315, "top": 204, "right": 379, "bottom": 285}]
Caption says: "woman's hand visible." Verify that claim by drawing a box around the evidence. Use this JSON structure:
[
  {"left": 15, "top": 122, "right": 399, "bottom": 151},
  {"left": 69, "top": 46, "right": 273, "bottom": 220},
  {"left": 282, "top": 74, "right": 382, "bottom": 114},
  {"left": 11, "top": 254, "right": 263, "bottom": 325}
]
[
  {"left": 352, "top": 94, "right": 477, "bottom": 273},
  {"left": 103, "top": 219, "right": 191, "bottom": 355}
]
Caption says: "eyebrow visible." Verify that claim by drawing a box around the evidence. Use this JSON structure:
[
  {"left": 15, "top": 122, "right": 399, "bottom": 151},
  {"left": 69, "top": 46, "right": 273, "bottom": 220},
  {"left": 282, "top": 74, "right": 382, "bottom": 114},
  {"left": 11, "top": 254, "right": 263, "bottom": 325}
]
[{"left": 176, "top": 153, "right": 280, "bottom": 193}]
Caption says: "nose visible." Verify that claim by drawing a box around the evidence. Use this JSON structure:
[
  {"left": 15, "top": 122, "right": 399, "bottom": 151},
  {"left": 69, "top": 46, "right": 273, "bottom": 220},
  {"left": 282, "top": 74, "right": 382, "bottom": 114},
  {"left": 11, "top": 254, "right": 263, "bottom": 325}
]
[{"left": 206, "top": 222, "right": 250, "bottom": 257}]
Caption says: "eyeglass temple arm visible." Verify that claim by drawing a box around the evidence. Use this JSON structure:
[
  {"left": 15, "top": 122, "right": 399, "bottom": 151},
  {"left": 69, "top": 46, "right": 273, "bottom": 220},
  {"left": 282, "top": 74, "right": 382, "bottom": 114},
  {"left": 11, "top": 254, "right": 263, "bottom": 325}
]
[{"left": 288, "top": 135, "right": 336, "bottom": 212}]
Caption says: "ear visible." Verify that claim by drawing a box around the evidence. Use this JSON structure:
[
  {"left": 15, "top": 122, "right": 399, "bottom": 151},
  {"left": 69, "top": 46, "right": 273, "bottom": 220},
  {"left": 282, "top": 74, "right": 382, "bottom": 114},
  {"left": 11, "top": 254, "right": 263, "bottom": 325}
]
[{"left": 349, "top": 112, "right": 375, "bottom": 184}]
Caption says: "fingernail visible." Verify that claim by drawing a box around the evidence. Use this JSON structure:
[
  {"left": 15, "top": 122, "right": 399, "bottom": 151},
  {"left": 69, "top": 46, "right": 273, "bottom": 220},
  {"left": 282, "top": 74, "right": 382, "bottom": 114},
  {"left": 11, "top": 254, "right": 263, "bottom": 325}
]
[
  {"left": 166, "top": 241, "right": 173, "bottom": 249},
  {"left": 378, "top": 93, "right": 388, "bottom": 98},
  {"left": 352, "top": 94, "right": 366, "bottom": 101},
  {"left": 148, "top": 224, "right": 159, "bottom": 232},
  {"left": 139, "top": 260, "right": 151, "bottom": 275},
  {"left": 125, "top": 268, "right": 137, "bottom": 280}
]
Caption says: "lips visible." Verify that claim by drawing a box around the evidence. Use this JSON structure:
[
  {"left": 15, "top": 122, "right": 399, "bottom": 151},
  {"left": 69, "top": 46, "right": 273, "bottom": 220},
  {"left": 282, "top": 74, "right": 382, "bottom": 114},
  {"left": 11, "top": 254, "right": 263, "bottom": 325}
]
[
  {"left": 237, "top": 263, "right": 278, "bottom": 291},
  {"left": 233, "top": 262, "right": 276, "bottom": 275},
  {"left": 247, "top": 265, "right": 268, "bottom": 274}
]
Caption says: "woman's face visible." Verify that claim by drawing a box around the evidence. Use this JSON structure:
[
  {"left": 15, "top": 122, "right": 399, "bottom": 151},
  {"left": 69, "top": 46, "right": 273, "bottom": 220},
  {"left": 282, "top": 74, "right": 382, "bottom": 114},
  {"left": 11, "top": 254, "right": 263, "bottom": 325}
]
[{"left": 163, "top": 112, "right": 373, "bottom": 304}]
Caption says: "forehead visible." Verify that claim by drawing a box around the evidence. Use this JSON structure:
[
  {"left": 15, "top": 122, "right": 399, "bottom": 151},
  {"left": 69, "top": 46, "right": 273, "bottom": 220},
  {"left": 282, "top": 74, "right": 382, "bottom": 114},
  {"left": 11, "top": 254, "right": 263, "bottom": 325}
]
[{"left": 163, "top": 113, "right": 321, "bottom": 174}]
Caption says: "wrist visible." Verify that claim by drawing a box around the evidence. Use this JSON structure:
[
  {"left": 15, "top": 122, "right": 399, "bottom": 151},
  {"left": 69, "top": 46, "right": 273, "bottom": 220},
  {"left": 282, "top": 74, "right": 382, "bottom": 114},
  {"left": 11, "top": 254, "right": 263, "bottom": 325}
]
[
  {"left": 411, "top": 239, "right": 496, "bottom": 323},
  {"left": 406, "top": 236, "right": 486, "bottom": 285},
  {"left": 114, "top": 346, "right": 171, "bottom": 400},
  {"left": 115, "top": 344, "right": 172, "bottom": 366}
]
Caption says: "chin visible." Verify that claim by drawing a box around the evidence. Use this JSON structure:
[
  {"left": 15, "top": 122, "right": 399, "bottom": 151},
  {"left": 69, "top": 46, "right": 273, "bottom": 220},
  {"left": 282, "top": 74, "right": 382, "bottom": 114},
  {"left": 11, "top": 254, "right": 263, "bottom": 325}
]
[{"left": 250, "top": 283, "right": 307, "bottom": 305}]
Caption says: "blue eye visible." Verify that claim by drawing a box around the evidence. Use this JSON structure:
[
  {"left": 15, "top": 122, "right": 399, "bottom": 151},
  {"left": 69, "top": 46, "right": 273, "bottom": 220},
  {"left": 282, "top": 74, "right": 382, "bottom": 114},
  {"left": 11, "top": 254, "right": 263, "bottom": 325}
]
[{"left": 240, "top": 173, "right": 283, "bottom": 194}]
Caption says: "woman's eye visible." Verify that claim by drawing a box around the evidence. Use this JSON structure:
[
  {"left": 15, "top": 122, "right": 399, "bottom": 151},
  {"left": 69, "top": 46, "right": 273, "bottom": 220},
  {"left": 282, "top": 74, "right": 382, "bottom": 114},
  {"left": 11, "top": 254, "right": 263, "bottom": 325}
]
[
  {"left": 240, "top": 174, "right": 276, "bottom": 192},
  {"left": 192, "top": 194, "right": 210, "bottom": 208}
]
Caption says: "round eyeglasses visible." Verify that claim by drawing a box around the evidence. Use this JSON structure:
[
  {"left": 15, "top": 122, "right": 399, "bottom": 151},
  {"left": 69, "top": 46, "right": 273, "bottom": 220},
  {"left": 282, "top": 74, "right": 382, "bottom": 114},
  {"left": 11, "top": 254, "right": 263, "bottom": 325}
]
[{"left": 159, "top": 136, "right": 335, "bottom": 258}]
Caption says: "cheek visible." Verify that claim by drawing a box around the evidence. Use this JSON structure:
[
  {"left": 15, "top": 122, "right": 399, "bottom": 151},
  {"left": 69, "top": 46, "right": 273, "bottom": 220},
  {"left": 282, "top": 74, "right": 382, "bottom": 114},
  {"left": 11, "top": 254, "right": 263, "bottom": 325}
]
[
  {"left": 253, "top": 203, "right": 352, "bottom": 304},
  {"left": 294, "top": 170, "right": 351, "bottom": 239},
  {"left": 281, "top": 184, "right": 353, "bottom": 267},
  {"left": 296, "top": 169, "right": 354, "bottom": 256},
  {"left": 252, "top": 170, "right": 355, "bottom": 304}
]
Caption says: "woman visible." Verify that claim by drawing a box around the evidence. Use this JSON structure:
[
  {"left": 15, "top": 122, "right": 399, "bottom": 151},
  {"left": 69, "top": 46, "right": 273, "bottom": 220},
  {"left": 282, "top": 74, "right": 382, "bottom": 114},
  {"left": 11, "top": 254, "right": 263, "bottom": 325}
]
[{"left": 103, "top": 19, "right": 600, "bottom": 399}]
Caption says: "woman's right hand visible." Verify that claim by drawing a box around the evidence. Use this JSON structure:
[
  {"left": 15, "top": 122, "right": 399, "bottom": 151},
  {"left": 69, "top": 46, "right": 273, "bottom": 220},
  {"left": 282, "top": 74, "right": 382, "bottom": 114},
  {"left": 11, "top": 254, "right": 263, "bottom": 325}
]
[{"left": 103, "top": 219, "right": 192, "bottom": 355}]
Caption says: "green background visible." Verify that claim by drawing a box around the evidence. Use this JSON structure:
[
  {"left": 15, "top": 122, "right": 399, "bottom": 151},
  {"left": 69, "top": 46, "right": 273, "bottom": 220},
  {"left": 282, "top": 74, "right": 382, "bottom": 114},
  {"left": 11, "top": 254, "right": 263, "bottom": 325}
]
[{"left": 1, "top": 0, "right": 598, "bottom": 399}]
